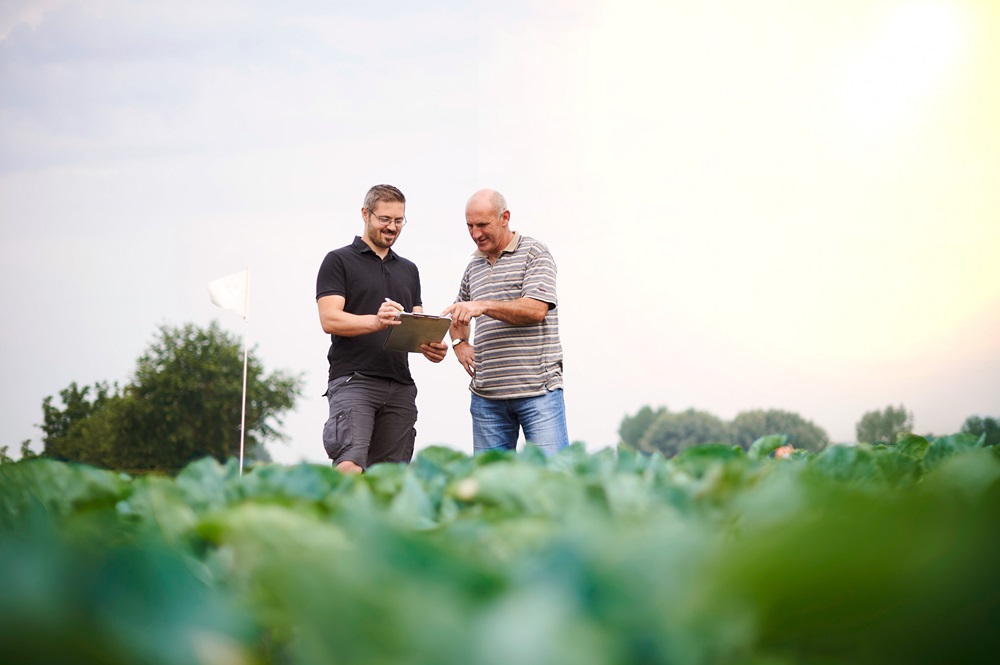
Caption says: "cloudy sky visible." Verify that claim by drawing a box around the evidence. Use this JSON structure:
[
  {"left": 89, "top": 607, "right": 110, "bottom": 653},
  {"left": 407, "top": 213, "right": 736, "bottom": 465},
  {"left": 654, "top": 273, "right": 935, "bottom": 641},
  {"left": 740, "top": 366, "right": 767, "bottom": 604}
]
[{"left": 2, "top": 0, "right": 998, "bottom": 464}]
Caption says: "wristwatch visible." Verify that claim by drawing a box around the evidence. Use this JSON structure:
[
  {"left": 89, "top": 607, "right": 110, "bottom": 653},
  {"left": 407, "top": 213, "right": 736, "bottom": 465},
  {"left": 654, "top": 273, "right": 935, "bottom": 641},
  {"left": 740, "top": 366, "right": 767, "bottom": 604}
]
[{"left": 451, "top": 338, "right": 468, "bottom": 348}]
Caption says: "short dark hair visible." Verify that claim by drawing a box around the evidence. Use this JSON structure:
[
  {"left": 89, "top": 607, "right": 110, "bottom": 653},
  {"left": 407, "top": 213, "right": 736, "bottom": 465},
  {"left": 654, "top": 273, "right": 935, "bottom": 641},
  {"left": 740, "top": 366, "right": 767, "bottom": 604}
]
[{"left": 364, "top": 184, "right": 405, "bottom": 211}]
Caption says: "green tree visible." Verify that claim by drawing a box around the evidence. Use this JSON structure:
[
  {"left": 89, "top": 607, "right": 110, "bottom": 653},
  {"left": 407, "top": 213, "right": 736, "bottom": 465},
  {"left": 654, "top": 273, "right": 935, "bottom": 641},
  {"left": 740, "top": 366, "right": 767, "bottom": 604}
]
[
  {"left": 40, "top": 321, "right": 303, "bottom": 473},
  {"left": 0, "top": 440, "right": 38, "bottom": 464},
  {"left": 618, "top": 405, "right": 667, "bottom": 450},
  {"left": 40, "top": 382, "right": 121, "bottom": 466},
  {"left": 638, "top": 408, "right": 729, "bottom": 458},
  {"left": 961, "top": 415, "right": 999, "bottom": 447},
  {"left": 855, "top": 404, "right": 914, "bottom": 444},
  {"left": 730, "top": 409, "right": 830, "bottom": 453}
]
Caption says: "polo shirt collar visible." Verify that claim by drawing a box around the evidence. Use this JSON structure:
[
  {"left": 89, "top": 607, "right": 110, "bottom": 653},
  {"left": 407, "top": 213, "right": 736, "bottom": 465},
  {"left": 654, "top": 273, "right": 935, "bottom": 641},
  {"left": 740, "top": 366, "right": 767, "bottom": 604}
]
[
  {"left": 353, "top": 235, "right": 397, "bottom": 260},
  {"left": 473, "top": 231, "right": 521, "bottom": 259}
]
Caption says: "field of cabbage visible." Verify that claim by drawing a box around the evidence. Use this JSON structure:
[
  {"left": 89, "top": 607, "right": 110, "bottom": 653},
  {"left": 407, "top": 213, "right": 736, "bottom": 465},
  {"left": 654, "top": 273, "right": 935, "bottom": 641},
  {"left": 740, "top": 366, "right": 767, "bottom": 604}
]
[{"left": 2, "top": 434, "right": 999, "bottom": 665}]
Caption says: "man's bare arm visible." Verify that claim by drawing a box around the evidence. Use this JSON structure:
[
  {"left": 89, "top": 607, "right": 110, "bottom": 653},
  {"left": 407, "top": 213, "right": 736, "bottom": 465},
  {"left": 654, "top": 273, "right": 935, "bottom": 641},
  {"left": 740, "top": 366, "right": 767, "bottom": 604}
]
[
  {"left": 442, "top": 297, "right": 549, "bottom": 327},
  {"left": 318, "top": 295, "right": 402, "bottom": 335}
]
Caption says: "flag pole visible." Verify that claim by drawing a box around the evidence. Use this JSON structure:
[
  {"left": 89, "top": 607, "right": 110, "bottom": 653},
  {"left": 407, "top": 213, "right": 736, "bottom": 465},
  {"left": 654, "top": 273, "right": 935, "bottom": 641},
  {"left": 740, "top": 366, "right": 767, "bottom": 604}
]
[
  {"left": 238, "top": 267, "right": 251, "bottom": 476},
  {"left": 207, "top": 267, "right": 252, "bottom": 476}
]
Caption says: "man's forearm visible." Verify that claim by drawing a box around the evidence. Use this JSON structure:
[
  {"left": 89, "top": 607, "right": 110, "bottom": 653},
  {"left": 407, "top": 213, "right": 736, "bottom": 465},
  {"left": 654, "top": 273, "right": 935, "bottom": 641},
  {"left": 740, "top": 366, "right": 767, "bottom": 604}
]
[
  {"left": 480, "top": 297, "right": 549, "bottom": 325},
  {"left": 321, "top": 309, "right": 380, "bottom": 336}
]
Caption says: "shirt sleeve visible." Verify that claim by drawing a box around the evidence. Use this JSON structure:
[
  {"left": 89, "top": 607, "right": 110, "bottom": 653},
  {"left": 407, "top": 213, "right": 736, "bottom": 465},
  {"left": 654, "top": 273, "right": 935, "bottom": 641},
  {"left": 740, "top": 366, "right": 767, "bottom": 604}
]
[
  {"left": 411, "top": 263, "right": 423, "bottom": 309},
  {"left": 316, "top": 251, "right": 347, "bottom": 300},
  {"left": 456, "top": 265, "right": 471, "bottom": 303},
  {"left": 521, "top": 243, "right": 557, "bottom": 308}
]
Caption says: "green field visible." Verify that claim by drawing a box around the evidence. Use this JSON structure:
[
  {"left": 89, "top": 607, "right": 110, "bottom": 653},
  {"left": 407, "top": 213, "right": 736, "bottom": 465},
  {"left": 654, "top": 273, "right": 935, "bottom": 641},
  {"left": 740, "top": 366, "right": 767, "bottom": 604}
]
[{"left": 2, "top": 435, "right": 998, "bottom": 664}]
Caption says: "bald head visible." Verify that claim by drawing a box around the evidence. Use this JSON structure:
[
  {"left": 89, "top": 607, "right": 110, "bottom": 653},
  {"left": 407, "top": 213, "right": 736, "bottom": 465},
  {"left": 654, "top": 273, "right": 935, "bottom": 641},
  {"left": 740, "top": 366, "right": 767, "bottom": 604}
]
[{"left": 466, "top": 189, "right": 508, "bottom": 218}]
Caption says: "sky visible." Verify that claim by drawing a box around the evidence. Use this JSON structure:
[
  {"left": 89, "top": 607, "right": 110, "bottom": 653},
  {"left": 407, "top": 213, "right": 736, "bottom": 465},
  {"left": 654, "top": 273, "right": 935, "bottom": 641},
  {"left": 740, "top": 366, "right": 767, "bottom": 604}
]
[{"left": 2, "top": 0, "right": 998, "bottom": 464}]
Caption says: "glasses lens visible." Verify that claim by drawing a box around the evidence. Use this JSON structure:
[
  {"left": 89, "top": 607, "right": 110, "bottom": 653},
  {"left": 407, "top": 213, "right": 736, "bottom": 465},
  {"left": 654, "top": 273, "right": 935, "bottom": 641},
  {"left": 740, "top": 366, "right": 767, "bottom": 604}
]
[{"left": 370, "top": 212, "right": 405, "bottom": 227}]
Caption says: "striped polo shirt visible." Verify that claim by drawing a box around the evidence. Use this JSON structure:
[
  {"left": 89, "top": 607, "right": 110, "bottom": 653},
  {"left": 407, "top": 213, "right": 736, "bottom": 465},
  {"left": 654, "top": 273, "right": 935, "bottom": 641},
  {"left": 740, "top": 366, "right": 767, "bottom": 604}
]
[{"left": 457, "top": 232, "right": 563, "bottom": 399}]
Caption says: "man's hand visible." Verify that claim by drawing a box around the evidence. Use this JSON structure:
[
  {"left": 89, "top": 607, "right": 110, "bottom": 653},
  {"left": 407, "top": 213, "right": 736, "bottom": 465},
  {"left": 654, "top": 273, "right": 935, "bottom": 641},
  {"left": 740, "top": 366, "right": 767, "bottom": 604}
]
[
  {"left": 453, "top": 340, "right": 475, "bottom": 377},
  {"left": 441, "top": 300, "right": 488, "bottom": 326},
  {"left": 377, "top": 299, "right": 405, "bottom": 329},
  {"left": 419, "top": 341, "right": 448, "bottom": 364}
]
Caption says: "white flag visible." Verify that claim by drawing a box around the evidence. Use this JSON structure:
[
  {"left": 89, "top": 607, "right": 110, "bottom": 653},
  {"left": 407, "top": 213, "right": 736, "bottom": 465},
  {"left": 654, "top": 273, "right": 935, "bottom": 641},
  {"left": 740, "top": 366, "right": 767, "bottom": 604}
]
[{"left": 208, "top": 269, "right": 250, "bottom": 320}]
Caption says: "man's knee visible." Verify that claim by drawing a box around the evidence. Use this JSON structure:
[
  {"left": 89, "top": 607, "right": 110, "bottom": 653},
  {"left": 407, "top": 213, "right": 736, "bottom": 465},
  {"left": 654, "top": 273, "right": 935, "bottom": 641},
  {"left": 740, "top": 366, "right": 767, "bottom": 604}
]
[{"left": 335, "top": 459, "right": 364, "bottom": 474}]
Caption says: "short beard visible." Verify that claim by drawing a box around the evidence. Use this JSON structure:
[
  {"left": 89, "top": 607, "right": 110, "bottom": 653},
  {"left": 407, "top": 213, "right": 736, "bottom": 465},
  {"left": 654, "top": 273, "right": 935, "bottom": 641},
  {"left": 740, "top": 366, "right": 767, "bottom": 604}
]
[{"left": 365, "top": 222, "right": 397, "bottom": 249}]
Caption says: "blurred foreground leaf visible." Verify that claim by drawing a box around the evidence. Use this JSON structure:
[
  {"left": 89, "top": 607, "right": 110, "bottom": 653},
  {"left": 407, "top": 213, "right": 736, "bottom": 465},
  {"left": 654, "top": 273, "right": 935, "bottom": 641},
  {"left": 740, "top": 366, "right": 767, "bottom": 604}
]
[{"left": 2, "top": 440, "right": 998, "bottom": 664}]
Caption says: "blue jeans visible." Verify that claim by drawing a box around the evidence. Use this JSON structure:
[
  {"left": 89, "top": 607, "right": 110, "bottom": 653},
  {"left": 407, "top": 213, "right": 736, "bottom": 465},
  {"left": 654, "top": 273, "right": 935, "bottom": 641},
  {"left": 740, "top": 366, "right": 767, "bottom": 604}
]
[{"left": 470, "top": 389, "right": 568, "bottom": 456}]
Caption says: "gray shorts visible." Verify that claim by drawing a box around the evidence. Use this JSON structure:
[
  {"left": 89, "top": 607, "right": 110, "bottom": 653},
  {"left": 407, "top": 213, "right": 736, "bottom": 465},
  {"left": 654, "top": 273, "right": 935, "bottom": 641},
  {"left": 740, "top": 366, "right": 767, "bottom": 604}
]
[{"left": 322, "top": 373, "right": 418, "bottom": 469}]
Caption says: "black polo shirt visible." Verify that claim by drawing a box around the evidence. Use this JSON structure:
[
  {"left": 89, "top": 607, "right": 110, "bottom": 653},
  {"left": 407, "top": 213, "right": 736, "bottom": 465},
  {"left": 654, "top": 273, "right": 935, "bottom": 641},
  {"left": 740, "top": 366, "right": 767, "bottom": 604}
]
[{"left": 316, "top": 236, "right": 422, "bottom": 383}]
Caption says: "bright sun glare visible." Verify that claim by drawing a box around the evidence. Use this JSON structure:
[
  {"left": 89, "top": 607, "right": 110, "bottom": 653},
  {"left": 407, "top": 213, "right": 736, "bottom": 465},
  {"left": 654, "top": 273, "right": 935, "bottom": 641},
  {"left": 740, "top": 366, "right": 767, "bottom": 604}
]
[{"left": 844, "top": 2, "right": 965, "bottom": 131}]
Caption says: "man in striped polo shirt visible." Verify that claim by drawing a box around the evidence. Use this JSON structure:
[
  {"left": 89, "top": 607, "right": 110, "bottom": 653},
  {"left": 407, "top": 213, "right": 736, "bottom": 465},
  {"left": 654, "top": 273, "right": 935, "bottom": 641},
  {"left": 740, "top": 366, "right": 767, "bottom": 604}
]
[{"left": 442, "top": 189, "right": 569, "bottom": 456}]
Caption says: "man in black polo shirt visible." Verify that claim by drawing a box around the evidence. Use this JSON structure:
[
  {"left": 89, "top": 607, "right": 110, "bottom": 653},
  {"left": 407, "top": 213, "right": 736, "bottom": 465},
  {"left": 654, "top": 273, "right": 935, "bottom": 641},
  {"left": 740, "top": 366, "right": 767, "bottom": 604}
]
[{"left": 316, "top": 184, "right": 447, "bottom": 473}]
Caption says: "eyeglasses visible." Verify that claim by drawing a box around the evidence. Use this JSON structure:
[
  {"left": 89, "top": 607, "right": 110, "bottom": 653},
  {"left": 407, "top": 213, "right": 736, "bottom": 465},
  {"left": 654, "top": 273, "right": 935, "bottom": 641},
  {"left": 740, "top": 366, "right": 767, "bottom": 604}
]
[{"left": 368, "top": 212, "right": 407, "bottom": 228}]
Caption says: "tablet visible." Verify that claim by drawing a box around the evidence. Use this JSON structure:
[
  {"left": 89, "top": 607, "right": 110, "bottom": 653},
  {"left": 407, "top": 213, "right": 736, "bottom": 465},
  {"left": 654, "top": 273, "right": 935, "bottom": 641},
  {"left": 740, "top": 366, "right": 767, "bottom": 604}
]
[{"left": 382, "top": 312, "right": 452, "bottom": 353}]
